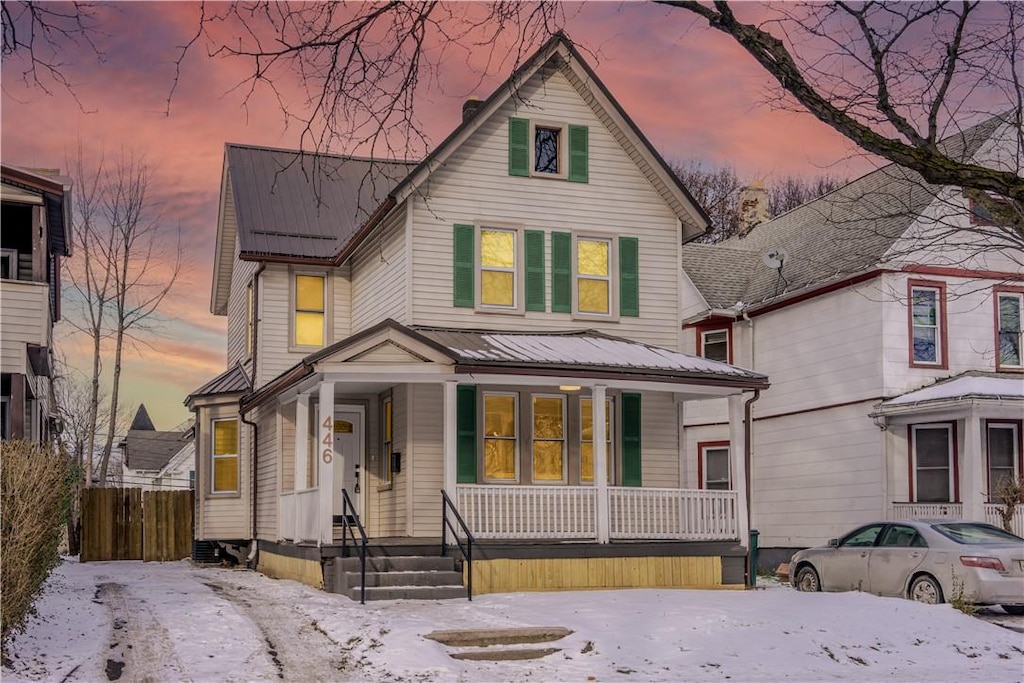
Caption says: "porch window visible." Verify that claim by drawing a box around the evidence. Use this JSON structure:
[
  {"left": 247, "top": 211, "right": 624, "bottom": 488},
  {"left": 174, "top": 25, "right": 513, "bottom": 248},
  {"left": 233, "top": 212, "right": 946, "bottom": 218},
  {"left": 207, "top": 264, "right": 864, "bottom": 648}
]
[
  {"left": 700, "top": 328, "right": 730, "bottom": 363},
  {"left": 575, "top": 237, "right": 612, "bottom": 316},
  {"left": 483, "top": 393, "right": 517, "bottom": 481},
  {"left": 911, "top": 424, "right": 954, "bottom": 503},
  {"left": 381, "top": 396, "right": 393, "bottom": 484},
  {"left": 996, "top": 291, "right": 1023, "bottom": 369},
  {"left": 480, "top": 228, "right": 518, "bottom": 309},
  {"left": 532, "top": 396, "right": 566, "bottom": 482},
  {"left": 580, "top": 398, "right": 612, "bottom": 483},
  {"left": 699, "top": 441, "right": 731, "bottom": 490},
  {"left": 294, "top": 273, "right": 326, "bottom": 347},
  {"left": 987, "top": 422, "right": 1020, "bottom": 502},
  {"left": 908, "top": 281, "right": 946, "bottom": 367},
  {"left": 212, "top": 418, "right": 239, "bottom": 493}
]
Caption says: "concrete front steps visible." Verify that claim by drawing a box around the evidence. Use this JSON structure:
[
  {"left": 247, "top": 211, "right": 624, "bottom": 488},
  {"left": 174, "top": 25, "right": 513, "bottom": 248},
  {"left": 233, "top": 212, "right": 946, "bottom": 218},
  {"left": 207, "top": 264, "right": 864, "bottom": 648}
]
[{"left": 324, "top": 554, "right": 467, "bottom": 601}]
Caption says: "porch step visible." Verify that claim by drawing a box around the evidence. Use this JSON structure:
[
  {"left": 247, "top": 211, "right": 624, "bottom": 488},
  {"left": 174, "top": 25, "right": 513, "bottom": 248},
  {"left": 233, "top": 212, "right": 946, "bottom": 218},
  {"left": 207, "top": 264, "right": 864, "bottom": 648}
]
[
  {"left": 347, "top": 585, "right": 469, "bottom": 601},
  {"left": 324, "top": 554, "right": 467, "bottom": 600},
  {"left": 335, "top": 555, "right": 456, "bottom": 573},
  {"left": 344, "top": 570, "right": 465, "bottom": 589}
]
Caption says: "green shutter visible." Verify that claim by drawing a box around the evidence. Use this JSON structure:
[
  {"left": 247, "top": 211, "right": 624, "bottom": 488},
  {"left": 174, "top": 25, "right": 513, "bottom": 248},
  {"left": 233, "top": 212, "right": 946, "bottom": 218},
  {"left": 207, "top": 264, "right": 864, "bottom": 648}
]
[
  {"left": 453, "top": 224, "right": 475, "bottom": 308},
  {"left": 456, "top": 385, "right": 478, "bottom": 483},
  {"left": 508, "top": 117, "right": 530, "bottom": 177},
  {"left": 568, "top": 125, "right": 589, "bottom": 183},
  {"left": 621, "top": 393, "right": 642, "bottom": 487},
  {"left": 551, "top": 231, "right": 571, "bottom": 313},
  {"left": 525, "top": 230, "right": 546, "bottom": 312},
  {"left": 619, "top": 236, "right": 639, "bottom": 317}
]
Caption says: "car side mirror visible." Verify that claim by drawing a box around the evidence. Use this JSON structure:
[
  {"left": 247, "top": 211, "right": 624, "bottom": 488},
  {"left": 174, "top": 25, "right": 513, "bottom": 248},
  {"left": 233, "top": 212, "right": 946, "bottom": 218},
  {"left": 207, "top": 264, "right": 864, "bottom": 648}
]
[{"left": 828, "top": 538, "right": 839, "bottom": 548}]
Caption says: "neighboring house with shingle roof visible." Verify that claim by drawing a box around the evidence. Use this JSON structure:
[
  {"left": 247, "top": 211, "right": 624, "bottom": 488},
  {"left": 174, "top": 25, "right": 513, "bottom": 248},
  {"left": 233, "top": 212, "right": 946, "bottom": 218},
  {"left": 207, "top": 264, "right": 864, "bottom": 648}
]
[
  {"left": 185, "top": 33, "right": 773, "bottom": 597},
  {"left": 680, "top": 114, "right": 1024, "bottom": 565},
  {"left": 120, "top": 405, "right": 195, "bottom": 491}
]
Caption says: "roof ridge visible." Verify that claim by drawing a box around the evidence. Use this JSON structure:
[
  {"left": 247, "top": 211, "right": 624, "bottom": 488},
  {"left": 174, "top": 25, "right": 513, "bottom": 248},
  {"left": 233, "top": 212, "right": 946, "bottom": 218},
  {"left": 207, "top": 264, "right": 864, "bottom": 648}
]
[{"left": 225, "top": 142, "right": 420, "bottom": 166}]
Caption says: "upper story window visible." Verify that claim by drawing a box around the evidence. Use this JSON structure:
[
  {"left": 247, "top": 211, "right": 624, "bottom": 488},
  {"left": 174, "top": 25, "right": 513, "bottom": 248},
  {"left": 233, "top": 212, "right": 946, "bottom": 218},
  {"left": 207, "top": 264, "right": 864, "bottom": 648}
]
[
  {"left": 212, "top": 418, "right": 239, "bottom": 494},
  {"left": 699, "top": 328, "right": 730, "bottom": 363},
  {"left": 908, "top": 280, "right": 947, "bottom": 368},
  {"left": 480, "top": 228, "right": 519, "bottom": 309},
  {"left": 508, "top": 118, "right": 588, "bottom": 183},
  {"left": 699, "top": 441, "right": 731, "bottom": 490},
  {"left": 293, "top": 273, "right": 326, "bottom": 347},
  {"left": 996, "top": 289, "right": 1023, "bottom": 370},
  {"left": 575, "top": 237, "right": 612, "bottom": 316}
]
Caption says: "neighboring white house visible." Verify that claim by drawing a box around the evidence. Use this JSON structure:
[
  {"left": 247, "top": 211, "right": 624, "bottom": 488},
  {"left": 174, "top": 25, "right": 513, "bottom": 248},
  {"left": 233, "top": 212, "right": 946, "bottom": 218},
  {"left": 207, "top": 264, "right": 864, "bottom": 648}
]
[
  {"left": 0, "top": 164, "right": 71, "bottom": 444},
  {"left": 120, "top": 404, "right": 195, "bottom": 491},
  {"left": 680, "top": 114, "right": 1024, "bottom": 566},
  {"left": 187, "top": 33, "right": 771, "bottom": 594}
]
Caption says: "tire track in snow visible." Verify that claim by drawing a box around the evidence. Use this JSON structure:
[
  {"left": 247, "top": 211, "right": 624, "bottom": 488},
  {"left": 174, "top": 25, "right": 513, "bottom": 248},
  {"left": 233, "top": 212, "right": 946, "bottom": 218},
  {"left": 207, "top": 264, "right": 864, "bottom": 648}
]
[{"left": 92, "top": 582, "right": 188, "bottom": 682}]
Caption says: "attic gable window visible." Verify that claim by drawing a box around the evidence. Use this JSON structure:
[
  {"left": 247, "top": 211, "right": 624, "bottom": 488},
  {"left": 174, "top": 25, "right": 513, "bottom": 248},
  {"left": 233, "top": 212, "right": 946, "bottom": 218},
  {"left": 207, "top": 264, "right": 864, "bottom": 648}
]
[
  {"left": 535, "top": 126, "right": 561, "bottom": 174},
  {"left": 508, "top": 117, "right": 588, "bottom": 182}
]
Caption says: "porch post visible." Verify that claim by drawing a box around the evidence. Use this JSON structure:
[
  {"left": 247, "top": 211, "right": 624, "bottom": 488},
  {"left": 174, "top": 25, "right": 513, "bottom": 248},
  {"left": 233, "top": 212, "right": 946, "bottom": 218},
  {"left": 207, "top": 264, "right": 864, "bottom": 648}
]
[
  {"left": 318, "top": 381, "right": 336, "bottom": 545},
  {"left": 443, "top": 380, "right": 458, "bottom": 498},
  {"left": 728, "top": 394, "right": 750, "bottom": 548},
  {"left": 593, "top": 384, "right": 609, "bottom": 543},
  {"left": 295, "top": 393, "right": 309, "bottom": 540},
  {"left": 962, "top": 409, "right": 985, "bottom": 522}
]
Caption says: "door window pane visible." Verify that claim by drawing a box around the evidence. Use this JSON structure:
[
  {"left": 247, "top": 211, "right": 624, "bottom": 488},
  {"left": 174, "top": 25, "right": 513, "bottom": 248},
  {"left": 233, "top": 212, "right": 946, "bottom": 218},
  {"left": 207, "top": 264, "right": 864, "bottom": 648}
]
[
  {"left": 914, "top": 425, "right": 952, "bottom": 502},
  {"left": 841, "top": 525, "right": 884, "bottom": 547},
  {"left": 484, "top": 394, "right": 517, "bottom": 480},
  {"left": 532, "top": 396, "right": 565, "bottom": 482}
]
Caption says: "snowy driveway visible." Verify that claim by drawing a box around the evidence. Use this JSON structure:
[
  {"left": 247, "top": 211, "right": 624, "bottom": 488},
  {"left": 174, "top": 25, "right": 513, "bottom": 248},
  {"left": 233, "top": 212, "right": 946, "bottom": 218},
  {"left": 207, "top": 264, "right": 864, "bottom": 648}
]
[{"left": 3, "top": 558, "right": 1022, "bottom": 682}]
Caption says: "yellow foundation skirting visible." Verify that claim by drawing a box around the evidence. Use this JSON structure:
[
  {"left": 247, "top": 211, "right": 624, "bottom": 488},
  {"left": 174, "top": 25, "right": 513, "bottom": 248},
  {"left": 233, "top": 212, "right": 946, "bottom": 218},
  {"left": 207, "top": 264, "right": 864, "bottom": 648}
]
[
  {"left": 467, "top": 556, "right": 743, "bottom": 594},
  {"left": 257, "top": 550, "right": 324, "bottom": 589}
]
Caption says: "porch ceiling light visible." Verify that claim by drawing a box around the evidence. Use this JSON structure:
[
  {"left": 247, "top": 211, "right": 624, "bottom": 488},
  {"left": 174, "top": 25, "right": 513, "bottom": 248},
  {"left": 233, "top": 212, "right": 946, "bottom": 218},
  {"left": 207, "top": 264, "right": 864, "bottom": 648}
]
[{"left": 559, "top": 385, "right": 582, "bottom": 392}]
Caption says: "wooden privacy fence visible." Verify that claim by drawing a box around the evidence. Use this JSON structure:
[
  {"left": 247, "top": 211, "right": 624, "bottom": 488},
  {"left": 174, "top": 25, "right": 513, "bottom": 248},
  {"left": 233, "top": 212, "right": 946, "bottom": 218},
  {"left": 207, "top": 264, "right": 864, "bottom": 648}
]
[{"left": 81, "top": 488, "right": 194, "bottom": 562}]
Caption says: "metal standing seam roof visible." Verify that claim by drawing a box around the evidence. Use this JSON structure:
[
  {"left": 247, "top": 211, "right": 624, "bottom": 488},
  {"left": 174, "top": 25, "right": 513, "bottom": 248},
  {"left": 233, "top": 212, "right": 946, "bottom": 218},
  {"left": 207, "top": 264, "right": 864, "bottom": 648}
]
[
  {"left": 188, "top": 363, "right": 252, "bottom": 399},
  {"left": 412, "top": 327, "right": 767, "bottom": 382},
  {"left": 880, "top": 373, "right": 1024, "bottom": 407},
  {"left": 226, "top": 144, "right": 416, "bottom": 259},
  {"left": 682, "top": 115, "right": 1009, "bottom": 311}
]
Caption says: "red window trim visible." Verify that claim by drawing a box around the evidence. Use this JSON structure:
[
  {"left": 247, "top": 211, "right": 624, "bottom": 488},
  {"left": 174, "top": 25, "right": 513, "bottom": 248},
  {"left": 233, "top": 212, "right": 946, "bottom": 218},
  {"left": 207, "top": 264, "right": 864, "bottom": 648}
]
[
  {"left": 907, "top": 423, "right": 959, "bottom": 503},
  {"left": 696, "top": 439, "right": 730, "bottom": 490},
  {"left": 907, "top": 279, "right": 948, "bottom": 369},
  {"left": 993, "top": 285, "right": 1024, "bottom": 373},
  {"left": 984, "top": 419, "right": 1023, "bottom": 501},
  {"left": 694, "top": 321, "right": 733, "bottom": 364}
]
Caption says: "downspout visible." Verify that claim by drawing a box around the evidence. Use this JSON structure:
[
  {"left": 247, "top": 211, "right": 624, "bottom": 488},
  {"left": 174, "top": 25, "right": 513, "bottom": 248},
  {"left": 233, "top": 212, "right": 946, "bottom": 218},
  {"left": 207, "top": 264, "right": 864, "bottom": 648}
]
[
  {"left": 241, "top": 263, "right": 265, "bottom": 567},
  {"left": 744, "top": 388, "right": 761, "bottom": 585}
]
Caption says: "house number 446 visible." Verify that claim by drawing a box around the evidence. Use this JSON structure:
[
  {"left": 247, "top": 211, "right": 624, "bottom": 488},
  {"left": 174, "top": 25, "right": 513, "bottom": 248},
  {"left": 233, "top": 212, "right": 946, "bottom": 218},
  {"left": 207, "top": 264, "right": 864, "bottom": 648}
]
[{"left": 321, "top": 416, "right": 334, "bottom": 463}]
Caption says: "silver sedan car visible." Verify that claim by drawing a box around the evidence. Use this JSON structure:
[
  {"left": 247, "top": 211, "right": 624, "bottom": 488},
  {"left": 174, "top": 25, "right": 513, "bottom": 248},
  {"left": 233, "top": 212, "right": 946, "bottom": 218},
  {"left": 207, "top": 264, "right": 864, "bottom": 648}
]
[{"left": 790, "top": 520, "right": 1024, "bottom": 614}]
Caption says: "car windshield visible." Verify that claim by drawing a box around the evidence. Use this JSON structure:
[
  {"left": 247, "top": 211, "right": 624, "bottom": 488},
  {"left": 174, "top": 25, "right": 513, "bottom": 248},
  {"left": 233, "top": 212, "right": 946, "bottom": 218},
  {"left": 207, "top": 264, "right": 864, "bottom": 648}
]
[{"left": 932, "top": 522, "right": 1024, "bottom": 545}]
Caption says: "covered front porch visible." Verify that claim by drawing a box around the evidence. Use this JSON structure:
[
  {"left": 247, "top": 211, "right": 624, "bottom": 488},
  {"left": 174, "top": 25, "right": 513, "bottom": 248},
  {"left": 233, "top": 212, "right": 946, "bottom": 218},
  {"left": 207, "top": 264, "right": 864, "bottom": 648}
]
[
  {"left": 873, "top": 373, "right": 1024, "bottom": 536},
  {"left": 245, "top": 321, "right": 768, "bottom": 590}
]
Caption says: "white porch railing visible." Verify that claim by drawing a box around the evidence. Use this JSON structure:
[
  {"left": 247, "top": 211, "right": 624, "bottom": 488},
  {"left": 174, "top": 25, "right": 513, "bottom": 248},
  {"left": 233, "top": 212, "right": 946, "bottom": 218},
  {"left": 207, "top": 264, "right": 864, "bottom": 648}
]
[
  {"left": 295, "top": 489, "right": 320, "bottom": 542},
  {"left": 610, "top": 487, "right": 738, "bottom": 541},
  {"left": 984, "top": 504, "right": 1024, "bottom": 537},
  {"left": 890, "top": 502, "right": 963, "bottom": 520},
  {"left": 279, "top": 492, "right": 296, "bottom": 541},
  {"left": 454, "top": 485, "right": 739, "bottom": 541}
]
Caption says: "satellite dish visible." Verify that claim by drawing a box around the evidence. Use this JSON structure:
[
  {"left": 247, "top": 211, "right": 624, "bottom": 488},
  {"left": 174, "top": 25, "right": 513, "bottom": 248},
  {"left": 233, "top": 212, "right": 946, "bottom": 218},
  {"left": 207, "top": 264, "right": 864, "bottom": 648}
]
[{"left": 762, "top": 248, "right": 789, "bottom": 270}]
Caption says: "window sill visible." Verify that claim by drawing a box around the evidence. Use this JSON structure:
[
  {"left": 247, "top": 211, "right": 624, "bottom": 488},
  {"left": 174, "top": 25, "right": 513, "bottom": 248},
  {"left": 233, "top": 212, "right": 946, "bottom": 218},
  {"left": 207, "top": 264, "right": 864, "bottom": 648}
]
[
  {"left": 207, "top": 491, "right": 241, "bottom": 499},
  {"left": 572, "top": 312, "right": 619, "bottom": 323},
  {"left": 377, "top": 483, "right": 393, "bottom": 493},
  {"left": 474, "top": 307, "right": 526, "bottom": 317}
]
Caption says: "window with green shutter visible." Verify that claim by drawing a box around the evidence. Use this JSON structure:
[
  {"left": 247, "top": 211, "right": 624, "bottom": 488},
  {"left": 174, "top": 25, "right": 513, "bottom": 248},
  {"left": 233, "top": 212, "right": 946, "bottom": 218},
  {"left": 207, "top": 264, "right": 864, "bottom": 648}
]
[
  {"left": 621, "top": 393, "right": 641, "bottom": 487},
  {"left": 508, "top": 118, "right": 589, "bottom": 182},
  {"left": 453, "top": 224, "right": 475, "bottom": 307},
  {"left": 551, "top": 231, "right": 572, "bottom": 313},
  {"left": 508, "top": 118, "right": 530, "bottom": 177},
  {"left": 619, "top": 236, "right": 639, "bottom": 317},
  {"left": 525, "top": 230, "right": 546, "bottom": 311},
  {"left": 456, "top": 385, "right": 478, "bottom": 483}
]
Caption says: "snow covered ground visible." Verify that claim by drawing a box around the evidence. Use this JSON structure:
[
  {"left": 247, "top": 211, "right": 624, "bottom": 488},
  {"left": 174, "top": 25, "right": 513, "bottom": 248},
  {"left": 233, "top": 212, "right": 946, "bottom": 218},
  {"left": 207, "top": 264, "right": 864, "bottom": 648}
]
[{"left": 3, "top": 558, "right": 1022, "bottom": 682}]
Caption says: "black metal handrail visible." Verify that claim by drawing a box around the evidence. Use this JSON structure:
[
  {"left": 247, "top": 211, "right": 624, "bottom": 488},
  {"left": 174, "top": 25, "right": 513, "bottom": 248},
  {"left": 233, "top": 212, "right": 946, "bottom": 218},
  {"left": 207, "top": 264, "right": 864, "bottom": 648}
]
[
  {"left": 440, "top": 488, "right": 475, "bottom": 601},
  {"left": 340, "top": 489, "right": 369, "bottom": 604}
]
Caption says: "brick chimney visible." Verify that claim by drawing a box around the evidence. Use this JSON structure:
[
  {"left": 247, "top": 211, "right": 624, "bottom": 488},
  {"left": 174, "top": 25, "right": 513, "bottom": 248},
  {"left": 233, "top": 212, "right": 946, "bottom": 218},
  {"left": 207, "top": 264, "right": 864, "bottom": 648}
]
[
  {"left": 738, "top": 182, "right": 768, "bottom": 237},
  {"left": 462, "top": 96, "right": 483, "bottom": 123}
]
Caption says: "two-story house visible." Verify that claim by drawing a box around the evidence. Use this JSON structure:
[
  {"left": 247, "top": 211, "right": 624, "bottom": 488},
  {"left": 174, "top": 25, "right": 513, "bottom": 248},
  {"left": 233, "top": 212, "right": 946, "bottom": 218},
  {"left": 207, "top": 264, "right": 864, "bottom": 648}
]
[
  {"left": 0, "top": 164, "right": 72, "bottom": 443},
  {"left": 681, "top": 114, "right": 1024, "bottom": 568},
  {"left": 187, "top": 34, "right": 770, "bottom": 595}
]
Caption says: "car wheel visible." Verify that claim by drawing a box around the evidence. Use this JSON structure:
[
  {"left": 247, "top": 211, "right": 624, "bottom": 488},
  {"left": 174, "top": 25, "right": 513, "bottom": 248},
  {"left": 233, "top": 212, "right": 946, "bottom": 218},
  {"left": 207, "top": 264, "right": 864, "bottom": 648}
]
[
  {"left": 1001, "top": 605, "right": 1024, "bottom": 616},
  {"left": 909, "top": 575, "right": 943, "bottom": 605},
  {"left": 795, "top": 565, "right": 821, "bottom": 592}
]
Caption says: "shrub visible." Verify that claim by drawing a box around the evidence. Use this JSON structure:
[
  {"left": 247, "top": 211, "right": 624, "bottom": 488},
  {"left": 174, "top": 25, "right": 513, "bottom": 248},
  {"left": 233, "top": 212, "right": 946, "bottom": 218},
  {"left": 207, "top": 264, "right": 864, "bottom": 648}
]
[{"left": 1, "top": 440, "right": 77, "bottom": 650}]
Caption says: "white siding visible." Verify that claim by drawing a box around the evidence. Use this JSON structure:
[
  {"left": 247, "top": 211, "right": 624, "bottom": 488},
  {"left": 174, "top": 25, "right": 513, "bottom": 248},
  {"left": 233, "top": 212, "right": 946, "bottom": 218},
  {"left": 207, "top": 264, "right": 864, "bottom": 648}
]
[
  {"left": 196, "top": 402, "right": 250, "bottom": 540},
  {"left": 226, "top": 242, "right": 256, "bottom": 367},
  {"left": 410, "top": 383, "right": 444, "bottom": 536},
  {"left": 0, "top": 280, "right": 49, "bottom": 374},
  {"left": 254, "top": 405, "right": 277, "bottom": 541},
  {"left": 639, "top": 392, "right": 681, "bottom": 487},
  {"left": 351, "top": 208, "right": 407, "bottom": 332},
  {"left": 408, "top": 69, "right": 682, "bottom": 348}
]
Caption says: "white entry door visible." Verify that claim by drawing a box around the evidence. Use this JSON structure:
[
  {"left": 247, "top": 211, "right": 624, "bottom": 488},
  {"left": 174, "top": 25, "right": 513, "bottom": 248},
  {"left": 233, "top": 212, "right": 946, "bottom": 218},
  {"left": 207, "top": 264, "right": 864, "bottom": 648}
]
[{"left": 333, "top": 408, "right": 364, "bottom": 518}]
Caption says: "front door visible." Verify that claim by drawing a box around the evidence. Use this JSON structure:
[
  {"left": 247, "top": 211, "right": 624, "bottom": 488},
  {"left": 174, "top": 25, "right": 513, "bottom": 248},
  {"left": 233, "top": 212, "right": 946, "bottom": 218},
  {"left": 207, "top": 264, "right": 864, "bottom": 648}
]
[{"left": 333, "top": 408, "right": 364, "bottom": 518}]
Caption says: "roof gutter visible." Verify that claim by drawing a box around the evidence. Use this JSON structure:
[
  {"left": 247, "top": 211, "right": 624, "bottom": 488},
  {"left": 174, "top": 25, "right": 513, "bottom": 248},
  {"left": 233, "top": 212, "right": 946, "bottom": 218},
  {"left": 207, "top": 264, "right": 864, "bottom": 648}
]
[{"left": 332, "top": 196, "right": 397, "bottom": 266}]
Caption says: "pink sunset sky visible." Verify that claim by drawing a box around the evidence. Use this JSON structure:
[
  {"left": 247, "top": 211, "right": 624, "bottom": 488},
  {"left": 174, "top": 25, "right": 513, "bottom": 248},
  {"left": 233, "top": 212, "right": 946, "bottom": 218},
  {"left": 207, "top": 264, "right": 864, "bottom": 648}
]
[{"left": 2, "top": 2, "right": 880, "bottom": 430}]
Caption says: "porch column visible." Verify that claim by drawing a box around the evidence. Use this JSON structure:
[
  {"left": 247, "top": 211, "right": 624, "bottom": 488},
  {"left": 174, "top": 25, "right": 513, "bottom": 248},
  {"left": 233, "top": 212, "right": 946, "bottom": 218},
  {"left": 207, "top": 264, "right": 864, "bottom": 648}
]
[
  {"left": 318, "top": 381, "right": 336, "bottom": 545},
  {"left": 962, "top": 409, "right": 985, "bottom": 522},
  {"left": 294, "top": 393, "right": 309, "bottom": 541},
  {"left": 728, "top": 394, "right": 750, "bottom": 548},
  {"left": 593, "top": 384, "right": 609, "bottom": 544},
  {"left": 443, "top": 380, "right": 458, "bottom": 498}
]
